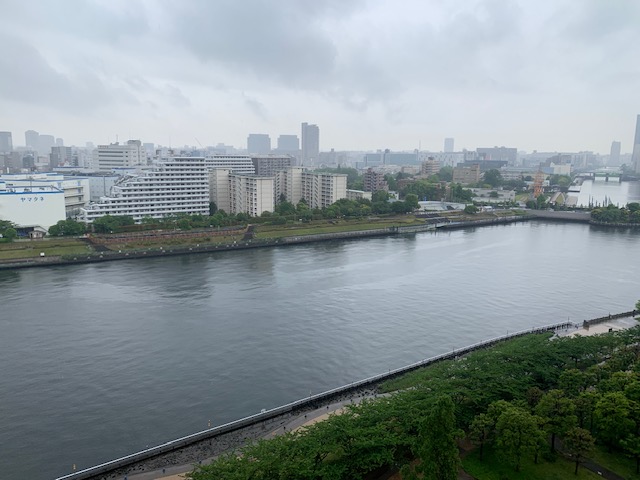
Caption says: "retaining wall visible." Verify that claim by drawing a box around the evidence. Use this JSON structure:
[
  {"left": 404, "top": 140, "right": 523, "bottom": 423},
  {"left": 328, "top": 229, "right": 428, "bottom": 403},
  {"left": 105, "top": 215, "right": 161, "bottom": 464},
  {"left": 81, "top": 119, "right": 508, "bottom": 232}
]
[
  {"left": 55, "top": 321, "right": 572, "bottom": 480},
  {"left": 583, "top": 310, "right": 638, "bottom": 328}
]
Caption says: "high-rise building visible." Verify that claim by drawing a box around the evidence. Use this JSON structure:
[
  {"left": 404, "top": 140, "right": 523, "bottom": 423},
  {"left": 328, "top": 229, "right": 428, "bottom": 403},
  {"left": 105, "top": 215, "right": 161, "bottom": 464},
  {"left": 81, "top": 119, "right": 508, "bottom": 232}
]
[
  {"left": 247, "top": 134, "right": 271, "bottom": 154},
  {"left": 0, "top": 132, "right": 12, "bottom": 153},
  {"left": 251, "top": 155, "right": 294, "bottom": 176},
  {"left": 609, "top": 141, "right": 621, "bottom": 166},
  {"left": 421, "top": 157, "right": 440, "bottom": 177},
  {"left": 81, "top": 157, "right": 210, "bottom": 223},
  {"left": 301, "top": 122, "right": 319, "bottom": 164},
  {"left": 444, "top": 138, "right": 454, "bottom": 153},
  {"left": 277, "top": 135, "right": 299, "bottom": 151},
  {"left": 301, "top": 171, "right": 347, "bottom": 209},
  {"left": 205, "top": 155, "right": 255, "bottom": 175},
  {"left": 230, "top": 175, "right": 274, "bottom": 217},
  {"left": 38, "top": 135, "right": 55, "bottom": 157},
  {"left": 96, "top": 140, "right": 145, "bottom": 170},
  {"left": 49, "top": 146, "right": 74, "bottom": 169},
  {"left": 363, "top": 168, "right": 389, "bottom": 192},
  {"left": 55, "top": 138, "right": 64, "bottom": 147},
  {"left": 25, "top": 130, "right": 39, "bottom": 149},
  {"left": 632, "top": 115, "right": 640, "bottom": 174}
]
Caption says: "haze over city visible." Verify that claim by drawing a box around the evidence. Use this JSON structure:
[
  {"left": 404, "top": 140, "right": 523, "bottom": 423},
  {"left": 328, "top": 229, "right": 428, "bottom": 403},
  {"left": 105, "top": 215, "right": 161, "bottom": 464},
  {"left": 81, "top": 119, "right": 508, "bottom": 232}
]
[{"left": 2, "top": 0, "right": 639, "bottom": 152}]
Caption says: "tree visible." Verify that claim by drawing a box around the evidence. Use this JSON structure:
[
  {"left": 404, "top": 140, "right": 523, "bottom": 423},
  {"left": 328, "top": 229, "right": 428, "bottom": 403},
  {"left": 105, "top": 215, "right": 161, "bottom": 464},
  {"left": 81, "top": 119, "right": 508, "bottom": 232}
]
[
  {"left": 636, "top": 299, "right": 640, "bottom": 313},
  {"left": 372, "top": 190, "right": 390, "bottom": 203},
  {"left": 275, "top": 201, "right": 296, "bottom": 216},
  {"left": 469, "top": 413, "right": 493, "bottom": 461},
  {"left": 404, "top": 396, "right": 461, "bottom": 480},
  {"left": 495, "top": 406, "right": 541, "bottom": 471},
  {"left": 209, "top": 201, "right": 217, "bottom": 215},
  {"left": 594, "top": 392, "right": 633, "bottom": 452},
  {"left": 404, "top": 194, "right": 419, "bottom": 211},
  {"left": 535, "top": 389, "right": 577, "bottom": 452},
  {"left": 483, "top": 169, "right": 503, "bottom": 188},
  {"left": 438, "top": 166, "right": 453, "bottom": 182},
  {"left": 464, "top": 205, "right": 478, "bottom": 214},
  {"left": 3, "top": 227, "right": 17, "bottom": 241},
  {"left": 489, "top": 191, "right": 499, "bottom": 198},
  {"left": 564, "top": 427, "right": 594, "bottom": 475}
]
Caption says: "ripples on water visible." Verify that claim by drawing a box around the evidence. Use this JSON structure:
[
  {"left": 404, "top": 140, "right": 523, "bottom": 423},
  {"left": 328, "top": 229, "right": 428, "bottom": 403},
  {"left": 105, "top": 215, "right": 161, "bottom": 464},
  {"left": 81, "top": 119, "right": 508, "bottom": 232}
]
[{"left": 1, "top": 222, "right": 639, "bottom": 479}]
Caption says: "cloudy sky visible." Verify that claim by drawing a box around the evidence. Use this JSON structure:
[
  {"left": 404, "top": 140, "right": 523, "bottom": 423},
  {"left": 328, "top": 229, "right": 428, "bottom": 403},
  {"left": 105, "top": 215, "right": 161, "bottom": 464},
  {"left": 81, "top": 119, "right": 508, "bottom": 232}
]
[{"left": 1, "top": 0, "right": 639, "bottom": 153}]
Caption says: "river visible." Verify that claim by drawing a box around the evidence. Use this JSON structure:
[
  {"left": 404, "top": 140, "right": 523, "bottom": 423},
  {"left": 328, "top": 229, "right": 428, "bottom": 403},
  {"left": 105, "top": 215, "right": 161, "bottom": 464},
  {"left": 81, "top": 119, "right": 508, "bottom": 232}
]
[{"left": 1, "top": 221, "right": 640, "bottom": 479}]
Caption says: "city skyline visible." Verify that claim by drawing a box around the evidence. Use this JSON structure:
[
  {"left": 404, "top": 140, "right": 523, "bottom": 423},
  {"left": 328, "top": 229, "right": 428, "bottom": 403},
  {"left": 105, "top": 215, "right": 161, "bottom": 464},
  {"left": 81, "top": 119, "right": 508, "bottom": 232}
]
[{"left": 1, "top": 1, "right": 639, "bottom": 153}]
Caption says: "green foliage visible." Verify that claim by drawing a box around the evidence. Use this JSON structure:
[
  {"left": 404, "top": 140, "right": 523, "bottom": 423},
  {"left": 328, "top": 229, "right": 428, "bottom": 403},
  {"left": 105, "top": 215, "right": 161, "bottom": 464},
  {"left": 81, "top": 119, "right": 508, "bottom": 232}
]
[
  {"left": 92, "top": 215, "right": 135, "bottom": 233},
  {"left": 371, "top": 190, "right": 390, "bottom": 203},
  {"left": 404, "top": 395, "right": 461, "bottom": 480},
  {"left": 535, "top": 389, "right": 577, "bottom": 452},
  {"left": 48, "top": 219, "right": 86, "bottom": 236},
  {"left": 438, "top": 166, "right": 453, "bottom": 182},
  {"left": 549, "top": 175, "right": 571, "bottom": 188},
  {"left": 450, "top": 183, "right": 474, "bottom": 202},
  {"left": 464, "top": 205, "right": 479, "bottom": 214},
  {"left": 564, "top": 427, "right": 595, "bottom": 475},
  {"left": 0, "top": 220, "right": 17, "bottom": 241},
  {"left": 483, "top": 169, "right": 503, "bottom": 188},
  {"left": 401, "top": 180, "right": 444, "bottom": 201},
  {"left": 495, "top": 404, "right": 542, "bottom": 471},
  {"left": 591, "top": 203, "right": 640, "bottom": 224}
]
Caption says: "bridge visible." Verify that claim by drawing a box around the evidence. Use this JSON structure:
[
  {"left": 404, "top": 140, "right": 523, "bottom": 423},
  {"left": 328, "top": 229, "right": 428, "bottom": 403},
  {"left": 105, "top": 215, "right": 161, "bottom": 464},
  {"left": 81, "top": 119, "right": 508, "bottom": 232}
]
[{"left": 581, "top": 171, "right": 623, "bottom": 182}]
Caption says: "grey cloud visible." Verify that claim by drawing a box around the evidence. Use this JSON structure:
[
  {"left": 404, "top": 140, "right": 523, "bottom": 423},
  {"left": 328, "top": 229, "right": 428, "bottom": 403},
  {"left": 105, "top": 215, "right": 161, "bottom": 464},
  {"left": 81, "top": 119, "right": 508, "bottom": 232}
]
[
  {"left": 243, "top": 94, "right": 269, "bottom": 121},
  {"left": 0, "top": 33, "right": 119, "bottom": 111},
  {"left": 4, "top": 0, "right": 149, "bottom": 44}
]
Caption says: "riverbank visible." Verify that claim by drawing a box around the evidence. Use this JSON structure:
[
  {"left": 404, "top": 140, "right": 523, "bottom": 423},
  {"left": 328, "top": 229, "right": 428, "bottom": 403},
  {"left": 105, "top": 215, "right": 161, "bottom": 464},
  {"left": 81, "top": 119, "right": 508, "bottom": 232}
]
[
  {"left": 57, "top": 321, "right": 572, "bottom": 480},
  {"left": 55, "top": 311, "right": 640, "bottom": 480},
  {"left": 0, "top": 212, "right": 529, "bottom": 270}
]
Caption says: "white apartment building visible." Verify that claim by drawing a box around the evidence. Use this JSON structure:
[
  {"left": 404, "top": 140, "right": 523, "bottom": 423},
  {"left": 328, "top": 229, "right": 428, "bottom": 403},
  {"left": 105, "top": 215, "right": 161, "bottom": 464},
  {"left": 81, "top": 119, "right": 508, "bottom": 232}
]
[
  {"left": 205, "top": 155, "right": 255, "bottom": 175},
  {"left": 209, "top": 167, "right": 346, "bottom": 215},
  {"left": 301, "top": 172, "right": 347, "bottom": 209},
  {"left": 96, "top": 140, "right": 145, "bottom": 171},
  {"left": 274, "top": 167, "right": 304, "bottom": 204},
  {"left": 209, "top": 168, "right": 232, "bottom": 213},
  {"left": 230, "top": 175, "right": 274, "bottom": 217},
  {"left": 0, "top": 173, "right": 90, "bottom": 217},
  {"left": 0, "top": 181, "right": 65, "bottom": 230},
  {"left": 81, "top": 157, "right": 210, "bottom": 223}
]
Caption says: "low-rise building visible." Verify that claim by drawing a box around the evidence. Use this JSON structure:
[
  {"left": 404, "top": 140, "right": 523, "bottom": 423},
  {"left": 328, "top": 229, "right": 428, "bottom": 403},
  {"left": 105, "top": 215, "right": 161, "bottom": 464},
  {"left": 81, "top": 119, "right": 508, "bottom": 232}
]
[
  {"left": 0, "top": 173, "right": 90, "bottom": 217},
  {"left": 346, "top": 189, "right": 372, "bottom": 201},
  {"left": 0, "top": 181, "right": 65, "bottom": 230},
  {"left": 452, "top": 164, "right": 481, "bottom": 185}
]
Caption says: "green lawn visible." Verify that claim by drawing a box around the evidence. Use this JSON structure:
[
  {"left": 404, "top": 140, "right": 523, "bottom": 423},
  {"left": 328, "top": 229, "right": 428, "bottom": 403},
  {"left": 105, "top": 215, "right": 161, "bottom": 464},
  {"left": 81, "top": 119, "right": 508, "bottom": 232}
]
[
  {"left": 462, "top": 447, "right": 602, "bottom": 480},
  {"left": 589, "top": 445, "right": 640, "bottom": 480},
  {"left": 0, "top": 239, "right": 94, "bottom": 260},
  {"left": 255, "top": 217, "right": 424, "bottom": 239}
]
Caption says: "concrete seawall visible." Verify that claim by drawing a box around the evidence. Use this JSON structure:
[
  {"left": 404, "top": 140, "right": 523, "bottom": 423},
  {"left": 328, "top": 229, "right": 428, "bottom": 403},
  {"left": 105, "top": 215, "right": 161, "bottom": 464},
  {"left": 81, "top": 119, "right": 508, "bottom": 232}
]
[
  {"left": 0, "top": 224, "right": 439, "bottom": 271},
  {"left": 56, "top": 321, "right": 573, "bottom": 480}
]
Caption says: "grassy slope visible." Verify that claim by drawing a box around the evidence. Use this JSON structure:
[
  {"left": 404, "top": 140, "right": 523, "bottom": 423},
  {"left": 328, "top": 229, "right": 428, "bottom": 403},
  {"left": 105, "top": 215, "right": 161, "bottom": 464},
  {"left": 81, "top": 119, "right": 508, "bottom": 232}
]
[
  {"left": 0, "top": 238, "right": 93, "bottom": 260},
  {"left": 462, "top": 447, "right": 601, "bottom": 480}
]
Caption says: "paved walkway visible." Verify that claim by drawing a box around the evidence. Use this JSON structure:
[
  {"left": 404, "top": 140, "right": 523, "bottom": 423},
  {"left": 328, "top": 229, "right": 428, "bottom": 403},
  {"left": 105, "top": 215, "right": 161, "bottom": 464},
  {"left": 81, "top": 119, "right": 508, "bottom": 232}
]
[{"left": 121, "top": 395, "right": 379, "bottom": 480}]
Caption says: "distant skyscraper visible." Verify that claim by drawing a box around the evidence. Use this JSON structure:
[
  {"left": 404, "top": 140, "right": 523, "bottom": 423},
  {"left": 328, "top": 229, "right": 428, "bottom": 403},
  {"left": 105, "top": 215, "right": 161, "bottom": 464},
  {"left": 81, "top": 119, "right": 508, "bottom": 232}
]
[
  {"left": 247, "top": 134, "right": 271, "bottom": 154},
  {"left": 25, "top": 130, "right": 39, "bottom": 149},
  {"left": 0, "top": 132, "right": 12, "bottom": 153},
  {"left": 444, "top": 137, "right": 454, "bottom": 153},
  {"left": 609, "top": 141, "right": 621, "bottom": 166},
  {"left": 37, "top": 134, "right": 55, "bottom": 156},
  {"left": 277, "top": 134, "right": 299, "bottom": 151},
  {"left": 301, "top": 122, "right": 319, "bottom": 164},
  {"left": 632, "top": 115, "right": 640, "bottom": 174},
  {"left": 55, "top": 137, "right": 64, "bottom": 147}
]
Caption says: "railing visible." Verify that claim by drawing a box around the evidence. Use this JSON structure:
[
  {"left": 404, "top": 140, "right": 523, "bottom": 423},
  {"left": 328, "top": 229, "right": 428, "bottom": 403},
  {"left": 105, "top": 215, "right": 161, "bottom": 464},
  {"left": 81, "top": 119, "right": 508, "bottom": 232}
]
[{"left": 55, "top": 321, "right": 572, "bottom": 480}]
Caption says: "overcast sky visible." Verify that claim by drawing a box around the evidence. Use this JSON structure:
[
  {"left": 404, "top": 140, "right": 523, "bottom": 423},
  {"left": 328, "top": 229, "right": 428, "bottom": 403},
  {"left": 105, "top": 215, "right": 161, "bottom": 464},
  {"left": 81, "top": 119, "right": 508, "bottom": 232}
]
[{"left": 1, "top": 0, "right": 639, "bottom": 153}]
